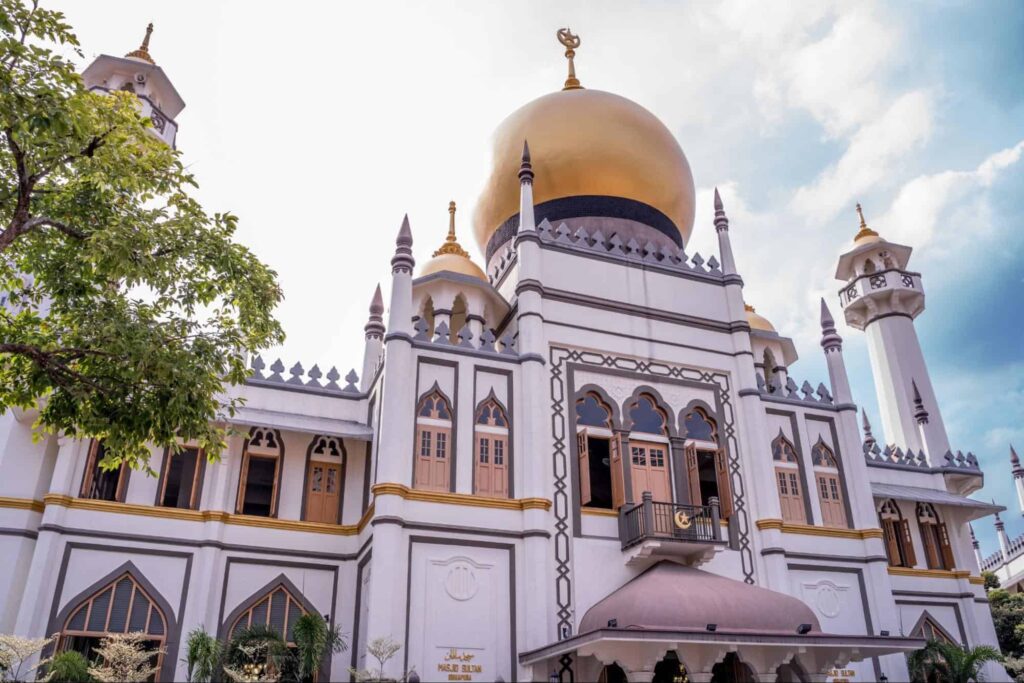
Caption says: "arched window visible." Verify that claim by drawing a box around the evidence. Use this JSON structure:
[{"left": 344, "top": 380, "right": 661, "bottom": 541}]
[
  {"left": 626, "top": 394, "right": 671, "bottom": 503},
  {"left": 229, "top": 583, "right": 307, "bottom": 644},
  {"left": 304, "top": 436, "right": 344, "bottom": 524},
  {"left": 863, "top": 258, "right": 877, "bottom": 274},
  {"left": 575, "top": 391, "right": 621, "bottom": 510},
  {"left": 879, "top": 499, "right": 916, "bottom": 568},
  {"left": 415, "top": 389, "right": 452, "bottom": 492},
  {"left": 80, "top": 440, "right": 129, "bottom": 502},
  {"left": 762, "top": 348, "right": 778, "bottom": 388},
  {"left": 450, "top": 294, "right": 468, "bottom": 343},
  {"left": 60, "top": 573, "right": 166, "bottom": 677},
  {"left": 811, "top": 439, "right": 847, "bottom": 529},
  {"left": 771, "top": 434, "right": 806, "bottom": 524},
  {"left": 682, "top": 407, "right": 733, "bottom": 517},
  {"left": 917, "top": 503, "right": 955, "bottom": 570},
  {"left": 237, "top": 427, "right": 283, "bottom": 517},
  {"left": 910, "top": 613, "right": 957, "bottom": 644},
  {"left": 474, "top": 396, "right": 509, "bottom": 498}
]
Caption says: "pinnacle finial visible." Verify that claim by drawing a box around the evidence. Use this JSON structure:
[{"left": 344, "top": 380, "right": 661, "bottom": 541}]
[
  {"left": 861, "top": 409, "right": 876, "bottom": 448},
  {"left": 911, "top": 379, "right": 930, "bottom": 424},
  {"left": 820, "top": 298, "right": 835, "bottom": 328},
  {"left": 853, "top": 202, "right": 879, "bottom": 242},
  {"left": 1013, "top": 444, "right": 1020, "bottom": 465},
  {"left": 519, "top": 140, "right": 534, "bottom": 184},
  {"left": 819, "top": 298, "right": 842, "bottom": 351},
  {"left": 126, "top": 23, "right": 156, "bottom": 65},
  {"left": 369, "top": 284, "right": 384, "bottom": 316},
  {"left": 557, "top": 28, "right": 583, "bottom": 90},
  {"left": 396, "top": 214, "right": 413, "bottom": 247},
  {"left": 432, "top": 201, "right": 470, "bottom": 258},
  {"left": 714, "top": 187, "right": 723, "bottom": 212}
]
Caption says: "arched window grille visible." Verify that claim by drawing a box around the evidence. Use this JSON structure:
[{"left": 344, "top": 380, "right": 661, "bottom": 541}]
[
  {"left": 229, "top": 584, "right": 307, "bottom": 645},
  {"left": 771, "top": 434, "right": 806, "bottom": 524},
  {"left": 474, "top": 397, "right": 509, "bottom": 498},
  {"left": 811, "top": 439, "right": 847, "bottom": 529},
  {"left": 415, "top": 389, "right": 452, "bottom": 492}
]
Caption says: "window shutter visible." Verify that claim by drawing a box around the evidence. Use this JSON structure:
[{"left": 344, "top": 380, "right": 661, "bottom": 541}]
[
  {"left": 900, "top": 518, "right": 917, "bottom": 567},
  {"left": 577, "top": 432, "right": 592, "bottom": 506},
  {"left": 685, "top": 442, "right": 701, "bottom": 506},
  {"left": 715, "top": 448, "right": 734, "bottom": 518},
  {"left": 938, "top": 522, "right": 956, "bottom": 570},
  {"left": 921, "top": 524, "right": 941, "bottom": 569},
  {"left": 610, "top": 434, "right": 625, "bottom": 510},
  {"left": 882, "top": 520, "right": 901, "bottom": 565}
]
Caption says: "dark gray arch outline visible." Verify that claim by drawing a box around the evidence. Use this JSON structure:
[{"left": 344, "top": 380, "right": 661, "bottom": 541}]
[
  {"left": 573, "top": 384, "right": 621, "bottom": 430},
  {"left": 908, "top": 608, "right": 961, "bottom": 645},
  {"left": 218, "top": 573, "right": 333, "bottom": 679},
  {"left": 807, "top": 429, "right": 855, "bottom": 530},
  {"left": 677, "top": 399, "right": 719, "bottom": 441},
  {"left": 471, "top": 389, "right": 513, "bottom": 498},
  {"left": 415, "top": 381, "right": 454, "bottom": 419},
  {"left": 300, "top": 434, "right": 348, "bottom": 524},
  {"left": 236, "top": 426, "right": 286, "bottom": 518},
  {"left": 47, "top": 560, "right": 181, "bottom": 682},
  {"left": 620, "top": 385, "right": 677, "bottom": 437}
]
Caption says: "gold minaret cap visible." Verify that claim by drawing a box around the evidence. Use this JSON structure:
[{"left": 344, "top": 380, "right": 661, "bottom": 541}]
[
  {"left": 853, "top": 202, "right": 879, "bottom": 242},
  {"left": 557, "top": 28, "right": 583, "bottom": 90},
  {"left": 125, "top": 22, "right": 156, "bottom": 65},
  {"left": 433, "top": 201, "right": 471, "bottom": 258}
]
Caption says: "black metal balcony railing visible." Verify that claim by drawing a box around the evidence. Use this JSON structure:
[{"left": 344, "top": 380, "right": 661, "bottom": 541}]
[{"left": 619, "top": 492, "right": 721, "bottom": 550}]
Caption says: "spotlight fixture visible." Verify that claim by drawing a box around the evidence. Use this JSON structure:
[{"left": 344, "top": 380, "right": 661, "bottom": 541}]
[
  {"left": 706, "top": 623, "right": 717, "bottom": 632},
  {"left": 880, "top": 630, "right": 890, "bottom": 636},
  {"left": 879, "top": 676, "right": 889, "bottom": 683},
  {"left": 607, "top": 618, "right": 618, "bottom": 628},
  {"left": 797, "top": 623, "right": 812, "bottom": 634}
]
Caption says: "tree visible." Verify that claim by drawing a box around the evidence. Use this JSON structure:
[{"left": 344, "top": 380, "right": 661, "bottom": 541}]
[
  {"left": 984, "top": 571, "right": 1001, "bottom": 591},
  {"left": 0, "top": 633, "right": 56, "bottom": 681},
  {"left": 86, "top": 633, "right": 162, "bottom": 683},
  {"left": 39, "top": 650, "right": 92, "bottom": 682},
  {"left": 0, "top": 0, "right": 283, "bottom": 469},
  {"left": 291, "top": 613, "right": 346, "bottom": 681},
  {"left": 223, "top": 624, "right": 288, "bottom": 683},
  {"left": 907, "top": 639, "right": 1003, "bottom": 683},
  {"left": 183, "top": 626, "right": 222, "bottom": 683},
  {"left": 348, "top": 636, "right": 416, "bottom": 682}
]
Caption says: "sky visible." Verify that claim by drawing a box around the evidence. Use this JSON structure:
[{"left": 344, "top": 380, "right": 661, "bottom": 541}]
[{"left": 51, "top": 1, "right": 1024, "bottom": 557}]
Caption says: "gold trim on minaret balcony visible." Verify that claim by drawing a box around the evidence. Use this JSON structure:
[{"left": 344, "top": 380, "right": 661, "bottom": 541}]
[
  {"left": 125, "top": 23, "right": 156, "bottom": 65},
  {"left": 557, "top": 28, "right": 583, "bottom": 90}
]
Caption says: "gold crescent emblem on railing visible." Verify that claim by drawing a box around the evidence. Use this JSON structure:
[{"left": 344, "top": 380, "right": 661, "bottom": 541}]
[{"left": 674, "top": 510, "right": 692, "bottom": 529}]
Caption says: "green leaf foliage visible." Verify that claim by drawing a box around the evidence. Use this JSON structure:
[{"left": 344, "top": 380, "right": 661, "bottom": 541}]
[
  {"left": 184, "top": 626, "right": 222, "bottom": 683},
  {"left": 908, "top": 639, "right": 1003, "bottom": 683},
  {"left": 291, "top": 612, "right": 347, "bottom": 681},
  {"left": 42, "top": 650, "right": 93, "bottom": 683},
  {"left": 0, "top": 0, "right": 284, "bottom": 468}
]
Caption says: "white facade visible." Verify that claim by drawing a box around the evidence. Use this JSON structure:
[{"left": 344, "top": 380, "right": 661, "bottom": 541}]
[{"left": 0, "top": 31, "right": 1010, "bottom": 683}]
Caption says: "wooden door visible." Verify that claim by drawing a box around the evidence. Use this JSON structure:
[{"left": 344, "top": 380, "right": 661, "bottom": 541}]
[
  {"left": 630, "top": 442, "right": 670, "bottom": 502},
  {"left": 817, "top": 472, "right": 846, "bottom": 528},
  {"left": 577, "top": 432, "right": 591, "bottom": 505},
  {"left": 937, "top": 523, "right": 955, "bottom": 569},
  {"left": 610, "top": 434, "right": 625, "bottom": 509},
  {"left": 431, "top": 428, "right": 450, "bottom": 490},
  {"left": 415, "top": 426, "right": 450, "bottom": 492},
  {"left": 714, "top": 448, "right": 734, "bottom": 518},
  {"left": 775, "top": 467, "right": 806, "bottom": 523},
  {"left": 475, "top": 434, "right": 508, "bottom": 498},
  {"left": 685, "top": 442, "right": 701, "bottom": 505},
  {"left": 306, "top": 461, "right": 340, "bottom": 524}
]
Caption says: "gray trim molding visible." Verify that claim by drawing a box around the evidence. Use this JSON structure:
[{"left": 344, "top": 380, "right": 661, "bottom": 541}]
[{"left": 894, "top": 599, "right": 968, "bottom": 645}]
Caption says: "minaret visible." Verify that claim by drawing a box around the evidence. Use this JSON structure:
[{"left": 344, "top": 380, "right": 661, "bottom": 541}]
[
  {"left": 360, "top": 285, "right": 385, "bottom": 391},
  {"left": 835, "top": 204, "right": 950, "bottom": 459},
  {"left": 819, "top": 298, "right": 853, "bottom": 404},
  {"left": 714, "top": 188, "right": 738, "bottom": 277},
  {"left": 80, "top": 24, "right": 185, "bottom": 148},
  {"left": 1011, "top": 445, "right": 1024, "bottom": 514},
  {"left": 388, "top": 216, "right": 415, "bottom": 335},
  {"left": 862, "top": 409, "right": 877, "bottom": 453},
  {"left": 970, "top": 525, "right": 984, "bottom": 570},
  {"left": 996, "top": 510, "right": 1011, "bottom": 561}
]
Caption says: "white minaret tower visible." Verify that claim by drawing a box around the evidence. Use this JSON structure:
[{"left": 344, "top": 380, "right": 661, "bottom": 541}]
[
  {"left": 360, "top": 284, "right": 385, "bottom": 391},
  {"left": 80, "top": 23, "right": 185, "bottom": 147},
  {"left": 1011, "top": 445, "right": 1024, "bottom": 514},
  {"left": 835, "top": 204, "right": 950, "bottom": 460}
]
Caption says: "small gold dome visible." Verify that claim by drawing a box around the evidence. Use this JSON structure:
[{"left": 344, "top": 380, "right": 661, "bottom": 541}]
[
  {"left": 852, "top": 202, "right": 880, "bottom": 245},
  {"left": 472, "top": 88, "right": 695, "bottom": 255},
  {"left": 745, "top": 304, "right": 776, "bottom": 333},
  {"left": 419, "top": 201, "right": 488, "bottom": 282}
]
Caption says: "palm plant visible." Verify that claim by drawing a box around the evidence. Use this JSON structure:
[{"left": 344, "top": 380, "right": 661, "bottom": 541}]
[
  {"left": 40, "top": 650, "right": 92, "bottom": 683},
  {"left": 184, "top": 627, "right": 222, "bottom": 683},
  {"left": 908, "top": 639, "right": 1003, "bottom": 683},
  {"left": 291, "top": 613, "right": 347, "bottom": 681}
]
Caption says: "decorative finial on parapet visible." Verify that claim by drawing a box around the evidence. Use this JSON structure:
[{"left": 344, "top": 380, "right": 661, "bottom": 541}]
[
  {"left": 432, "top": 201, "right": 471, "bottom": 258},
  {"left": 995, "top": 506, "right": 1005, "bottom": 529},
  {"left": 364, "top": 284, "right": 385, "bottom": 339},
  {"left": 853, "top": 202, "right": 879, "bottom": 242},
  {"left": 1012, "top": 444, "right": 1023, "bottom": 478},
  {"left": 126, "top": 23, "right": 156, "bottom": 64},
  {"left": 862, "top": 409, "right": 876, "bottom": 451},
  {"left": 713, "top": 187, "right": 729, "bottom": 233},
  {"left": 391, "top": 214, "right": 415, "bottom": 273},
  {"left": 911, "top": 380, "right": 930, "bottom": 425},
  {"left": 970, "top": 523, "right": 979, "bottom": 548},
  {"left": 557, "top": 28, "right": 583, "bottom": 90},
  {"left": 819, "top": 298, "right": 843, "bottom": 352},
  {"left": 519, "top": 140, "right": 534, "bottom": 184}
]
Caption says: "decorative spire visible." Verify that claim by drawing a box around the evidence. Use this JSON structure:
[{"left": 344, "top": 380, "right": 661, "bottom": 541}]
[
  {"left": 853, "top": 202, "right": 879, "bottom": 242},
  {"left": 519, "top": 140, "right": 534, "bottom": 184},
  {"left": 911, "top": 380, "right": 930, "bottom": 425},
  {"left": 125, "top": 23, "right": 156, "bottom": 65},
  {"left": 1012, "top": 444, "right": 1023, "bottom": 477},
  {"left": 391, "top": 214, "right": 414, "bottom": 274},
  {"left": 364, "top": 284, "right": 385, "bottom": 339},
  {"left": 819, "top": 298, "right": 843, "bottom": 351},
  {"left": 862, "top": 409, "right": 876, "bottom": 451},
  {"left": 556, "top": 28, "right": 583, "bottom": 90},
  {"left": 713, "top": 187, "right": 729, "bottom": 233},
  {"left": 432, "top": 201, "right": 471, "bottom": 258},
  {"left": 970, "top": 523, "right": 979, "bottom": 548},
  {"left": 995, "top": 506, "right": 1005, "bottom": 529}
]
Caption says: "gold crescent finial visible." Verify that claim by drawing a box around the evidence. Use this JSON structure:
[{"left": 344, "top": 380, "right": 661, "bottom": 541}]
[
  {"left": 125, "top": 22, "right": 156, "bottom": 64},
  {"left": 853, "top": 202, "right": 879, "bottom": 241},
  {"left": 557, "top": 28, "right": 583, "bottom": 90},
  {"left": 433, "top": 200, "right": 470, "bottom": 258}
]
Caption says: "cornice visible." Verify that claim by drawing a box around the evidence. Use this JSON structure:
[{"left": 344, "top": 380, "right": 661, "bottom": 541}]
[
  {"left": 371, "top": 483, "right": 551, "bottom": 511},
  {"left": 0, "top": 496, "right": 45, "bottom": 513},
  {"left": 755, "top": 518, "right": 883, "bottom": 540},
  {"left": 887, "top": 566, "right": 974, "bottom": 581}
]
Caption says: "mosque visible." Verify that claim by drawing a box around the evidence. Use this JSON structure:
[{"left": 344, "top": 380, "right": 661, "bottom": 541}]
[{"left": 0, "top": 24, "right": 1011, "bottom": 683}]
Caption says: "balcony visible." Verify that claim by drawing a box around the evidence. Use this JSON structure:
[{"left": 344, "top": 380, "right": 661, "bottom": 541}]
[{"left": 618, "top": 493, "right": 726, "bottom": 566}]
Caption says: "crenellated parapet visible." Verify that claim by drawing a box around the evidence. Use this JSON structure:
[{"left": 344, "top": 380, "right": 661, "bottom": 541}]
[
  {"left": 755, "top": 373, "right": 834, "bottom": 405},
  {"left": 247, "top": 355, "right": 363, "bottom": 396}
]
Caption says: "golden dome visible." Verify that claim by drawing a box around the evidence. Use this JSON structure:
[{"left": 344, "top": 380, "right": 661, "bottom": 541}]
[
  {"left": 472, "top": 87, "right": 695, "bottom": 256},
  {"left": 419, "top": 202, "right": 488, "bottom": 281},
  {"left": 852, "top": 202, "right": 880, "bottom": 245},
  {"left": 745, "top": 304, "right": 776, "bottom": 333}
]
